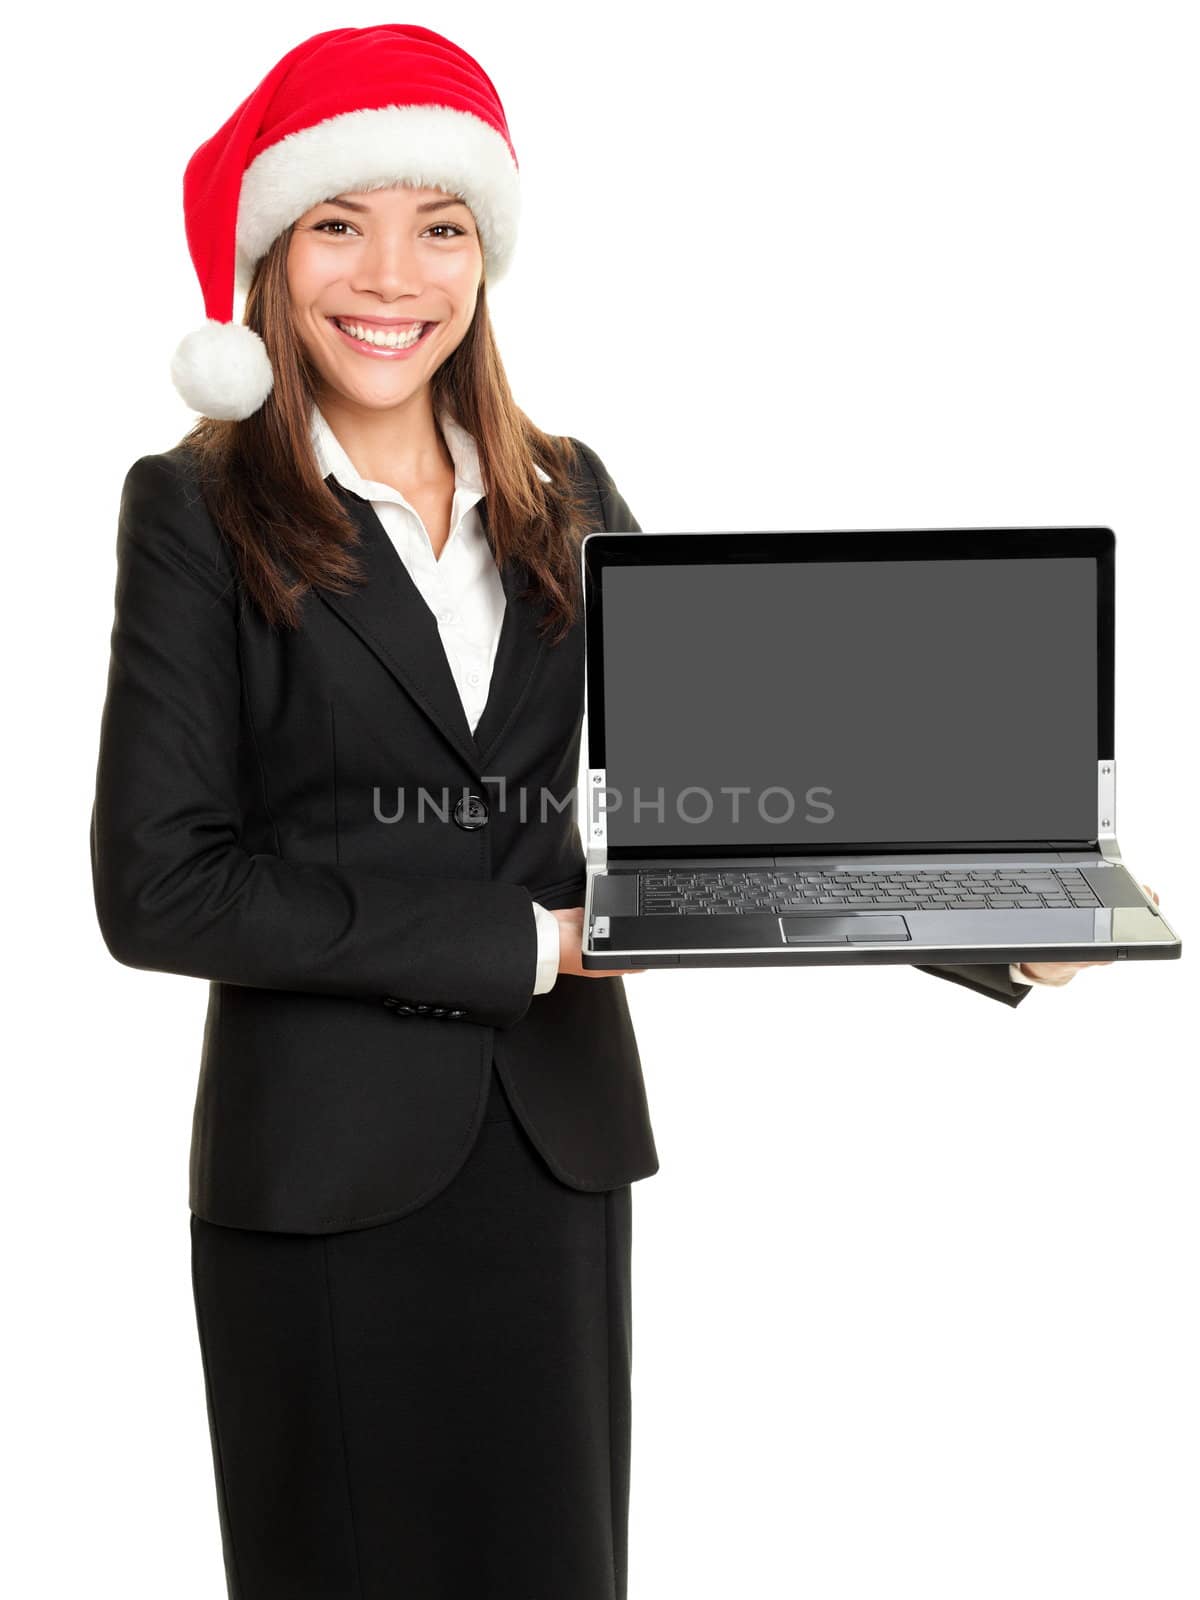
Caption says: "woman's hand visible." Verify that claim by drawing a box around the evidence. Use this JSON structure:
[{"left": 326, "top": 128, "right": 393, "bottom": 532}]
[
  {"left": 550, "top": 906, "right": 648, "bottom": 978},
  {"left": 1018, "top": 884, "right": 1159, "bottom": 985}
]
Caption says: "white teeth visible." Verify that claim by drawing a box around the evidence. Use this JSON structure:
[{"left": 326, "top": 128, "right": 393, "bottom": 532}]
[{"left": 334, "top": 318, "right": 428, "bottom": 349}]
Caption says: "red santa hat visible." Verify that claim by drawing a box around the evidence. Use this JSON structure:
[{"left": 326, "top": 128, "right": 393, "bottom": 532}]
[{"left": 170, "top": 24, "right": 521, "bottom": 420}]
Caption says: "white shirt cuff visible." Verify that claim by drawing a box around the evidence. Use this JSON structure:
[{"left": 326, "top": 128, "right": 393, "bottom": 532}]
[{"left": 531, "top": 901, "right": 561, "bottom": 995}]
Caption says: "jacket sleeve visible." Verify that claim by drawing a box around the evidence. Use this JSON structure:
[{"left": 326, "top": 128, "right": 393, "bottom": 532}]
[
  {"left": 90, "top": 452, "right": 538, "bottom": 1028},
  {"left": 570, "top": 439, "right": 1034, "bottom": 1010},
  {"left": 911, "top": 962, "right": 1034, "bottom": 1007}
]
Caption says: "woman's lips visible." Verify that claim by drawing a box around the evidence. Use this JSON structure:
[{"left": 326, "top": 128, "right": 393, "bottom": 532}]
[{"left": 327, "top": 317, "right": 437, "bottom": 359}]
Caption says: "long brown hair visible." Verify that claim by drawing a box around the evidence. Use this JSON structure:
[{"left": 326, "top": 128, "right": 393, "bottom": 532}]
[{"left": 178, "top": 224, "right": 599, "bottom": 644}]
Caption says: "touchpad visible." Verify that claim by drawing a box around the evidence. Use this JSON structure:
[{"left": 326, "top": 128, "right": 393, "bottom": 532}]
[{"left": 781, "top": 914, "right": 911, "bottom": 944}]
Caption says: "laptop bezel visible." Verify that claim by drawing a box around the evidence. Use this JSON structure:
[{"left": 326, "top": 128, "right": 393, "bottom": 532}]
[{"left": 581, "top": 526, "right": 1115, "bottom": 863}]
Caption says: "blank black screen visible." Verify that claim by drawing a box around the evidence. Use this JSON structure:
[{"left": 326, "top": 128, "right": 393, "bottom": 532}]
[{"left": 600, "top": 557, "right": 1097, "bottom": 846}]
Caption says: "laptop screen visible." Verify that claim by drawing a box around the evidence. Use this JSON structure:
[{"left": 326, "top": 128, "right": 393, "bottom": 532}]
[{"left": 597, "top": 551, "right": 1100, "bottom": 850}]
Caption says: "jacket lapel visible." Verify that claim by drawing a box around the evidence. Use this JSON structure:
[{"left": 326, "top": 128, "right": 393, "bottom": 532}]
[
  {"left": 470, "top": 495, "right": 549, "bottom": 770},
  {"left": 314, "top": 480, "right": 547, "bottom": 777}
]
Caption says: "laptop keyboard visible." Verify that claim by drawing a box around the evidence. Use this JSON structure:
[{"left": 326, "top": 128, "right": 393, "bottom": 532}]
[{"left": 638, "top": 867, "right": 1101, "bottom": 915}]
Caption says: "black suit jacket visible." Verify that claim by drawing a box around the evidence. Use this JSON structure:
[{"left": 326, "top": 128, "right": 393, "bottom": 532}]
[{"left": 90, "top": 437, "right": 1030, "bottom": 1235}]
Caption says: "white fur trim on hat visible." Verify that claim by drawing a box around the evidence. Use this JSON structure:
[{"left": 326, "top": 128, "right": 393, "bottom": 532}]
[
  {"left": 170, "top": 319, "right": 275, "bottom": 422},
  {"left": 233, "top": 103, "right": 521, "bottom": 295}
]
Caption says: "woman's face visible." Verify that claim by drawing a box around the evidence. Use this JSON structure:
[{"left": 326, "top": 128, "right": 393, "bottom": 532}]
[{"left": 287, "top": 182, "right": 484, "bottom": 409}]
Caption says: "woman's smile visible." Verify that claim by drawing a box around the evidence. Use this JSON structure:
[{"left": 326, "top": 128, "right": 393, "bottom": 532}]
[{"left": 327, "top": 315, "right": 438, "bottom": 358}]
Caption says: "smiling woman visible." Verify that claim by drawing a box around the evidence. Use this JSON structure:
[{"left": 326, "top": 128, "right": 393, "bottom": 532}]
[
  {"left": 161, "top": 21, "right": 607, "bottom": 640},
  {"left": 169, "top": 169, "right": 602, "bottom": 641},
  {"left": 95, "top": 23, "right": 661, "bottom": 1600}
]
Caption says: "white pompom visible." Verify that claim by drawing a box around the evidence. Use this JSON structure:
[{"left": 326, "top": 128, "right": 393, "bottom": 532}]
[{"left": 169, "top": 319, "right": 275, "bottom": 421}]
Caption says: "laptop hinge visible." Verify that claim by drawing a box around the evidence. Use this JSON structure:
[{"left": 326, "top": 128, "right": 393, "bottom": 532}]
[
  {"left": 586, "top": 768, "right": 608, "bottom": 871},
  {"left": 1097, "top": 759, "right": 1122, "bottom": 863}
]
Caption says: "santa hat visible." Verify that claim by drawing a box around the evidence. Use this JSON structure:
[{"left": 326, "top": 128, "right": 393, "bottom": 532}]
[{"left": 170, "top": 24, "right": 521, "bottom": 420}]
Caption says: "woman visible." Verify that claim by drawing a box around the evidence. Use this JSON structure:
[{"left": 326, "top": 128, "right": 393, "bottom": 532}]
[{"left": 90, "top": 23, "right": 1142, "bottom": 1600}]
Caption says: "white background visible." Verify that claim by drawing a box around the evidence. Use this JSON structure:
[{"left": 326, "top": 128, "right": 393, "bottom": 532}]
[{"left": 5, "top": 1, "right": 1196, "bottom": 1595}]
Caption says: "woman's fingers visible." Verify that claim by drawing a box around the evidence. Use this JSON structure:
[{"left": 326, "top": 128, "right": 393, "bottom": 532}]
[
  {"left": 1020, "top": 960, "right": 1114, "bottom": 983},
  {"left": 1141, "top": 883, "right": 1160, "bottom": 904},
  {"left": 548, "top": 905, "right": 647, "bottom": 976}
]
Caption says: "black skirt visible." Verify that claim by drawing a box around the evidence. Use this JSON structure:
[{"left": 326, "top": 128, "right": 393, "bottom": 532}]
[{"left": 189, "top": 1060, "right": 634, "bottom": 1600}]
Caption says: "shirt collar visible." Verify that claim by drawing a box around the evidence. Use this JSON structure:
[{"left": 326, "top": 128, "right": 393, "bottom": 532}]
[{"left": 309, "top": 402, "right": 549, "bottom": 501}]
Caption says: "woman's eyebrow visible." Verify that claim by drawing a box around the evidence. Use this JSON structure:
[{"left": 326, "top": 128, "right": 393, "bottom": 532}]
[{"left": 324, "top": 194, "right": 470, "bottom": 215}]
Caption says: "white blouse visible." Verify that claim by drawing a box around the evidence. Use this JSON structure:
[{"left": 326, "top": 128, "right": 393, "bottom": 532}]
[{"left": 309, "top": 403, "right": 562, "bottom": 996}]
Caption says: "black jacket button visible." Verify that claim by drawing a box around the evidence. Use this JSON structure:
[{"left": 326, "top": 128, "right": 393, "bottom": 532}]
[
  {"left": 453, "top": 793, "right": 489, "bottom": 830},
  {"left": 448, "top": 1009, "right": 466, "bottom": 1019}
]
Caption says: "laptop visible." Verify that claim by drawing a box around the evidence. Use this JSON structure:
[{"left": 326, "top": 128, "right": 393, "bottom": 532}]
[{"left": 579, "top": 526, "right": 1182, "bottom": 971}]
